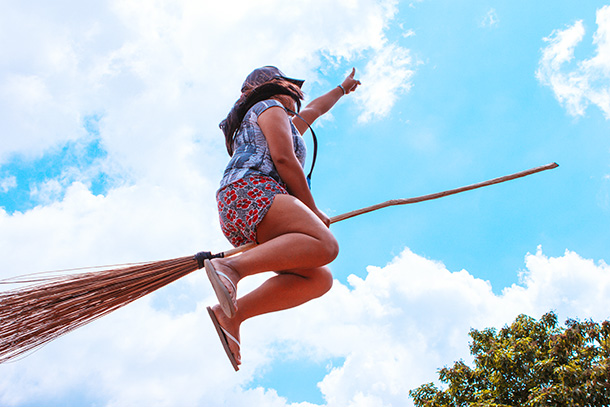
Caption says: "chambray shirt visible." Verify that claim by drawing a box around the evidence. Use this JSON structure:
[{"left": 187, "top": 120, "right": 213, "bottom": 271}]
[{"left": 220, "top": 99, "right": 306, "bottom": 189}]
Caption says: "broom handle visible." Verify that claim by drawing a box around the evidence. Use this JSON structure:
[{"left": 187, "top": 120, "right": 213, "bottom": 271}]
[
  {"left": 331, "top": 162, "right": 559, "bottom": 222},
  {"left": 220, "top": 162, "right": 558, "bottom": 258}
]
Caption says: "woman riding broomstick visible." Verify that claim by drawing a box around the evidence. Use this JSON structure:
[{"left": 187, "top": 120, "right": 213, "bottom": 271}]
[
  {"left": 0, "top": 65, "right": 556, "bottom": 367},
  {"left": 206, "top": 66, "right": 361, "bottom": 370}
]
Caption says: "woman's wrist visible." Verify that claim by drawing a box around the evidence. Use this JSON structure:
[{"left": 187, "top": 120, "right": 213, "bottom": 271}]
[{"left": 337, "top": 84, "right": 346, "bottom": 95}]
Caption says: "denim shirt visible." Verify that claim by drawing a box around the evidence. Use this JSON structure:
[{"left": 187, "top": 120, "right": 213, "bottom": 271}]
[{"left": 220, "top": 99, "right": 306, "bottom": 189}]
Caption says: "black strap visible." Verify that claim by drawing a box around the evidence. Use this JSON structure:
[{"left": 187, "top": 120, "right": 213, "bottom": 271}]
[
  {"left": 287, "top": 109, "right": 318, "bottom": 188},
  {"left": 194, "top": 251, "right": 225, "bottom": 269}
]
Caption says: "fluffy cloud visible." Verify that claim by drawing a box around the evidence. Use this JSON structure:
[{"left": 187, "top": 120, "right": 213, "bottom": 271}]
[
  {"left": 480, "top": 8, "right": 499, "bottom": 28},
  {"left": 2, "top": 246, "right": 609, "bottom": 407},
  {"left": 258, "top": 247, "right": 610, "bottom": 407},
  {"left": 537, "top": 5, "right": 610, "bottom": 119},
  {"left": 0, "top": 176, "right": 16, "bottom": 193},
  {"left": 0, "top": 0, "right": 413, "bottom": 166},
  {"left": 355, "top": 43, "right": 415, "bottom": 123}
]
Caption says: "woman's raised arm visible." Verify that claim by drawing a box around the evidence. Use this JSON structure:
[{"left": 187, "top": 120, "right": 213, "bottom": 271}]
[{"left": 292, "top": 68, "right": 361, "bottom": 134}]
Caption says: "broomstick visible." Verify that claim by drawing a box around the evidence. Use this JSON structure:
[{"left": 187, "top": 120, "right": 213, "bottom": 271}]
[{"left": 0, "top": 162, "right": 558, "bottom": 363}]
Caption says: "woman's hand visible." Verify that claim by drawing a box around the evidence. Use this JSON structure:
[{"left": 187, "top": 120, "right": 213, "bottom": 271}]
[
  {"left": 341, "top": 68, "right": 361, "bottom": 94},
  {"left": 293, "top": 67, "right": 361, "bottom": 133}
]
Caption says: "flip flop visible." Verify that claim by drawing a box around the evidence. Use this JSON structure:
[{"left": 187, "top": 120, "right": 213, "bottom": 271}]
[
  {"left": 204, "top": 259, "right": 237, "bottom": 318},
  {"left": 207, "top": 306, "right": 240, "bottom": 371}
]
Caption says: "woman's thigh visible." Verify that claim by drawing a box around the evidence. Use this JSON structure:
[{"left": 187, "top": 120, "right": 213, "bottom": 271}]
[{"left": 255, "top": 194, "right": 333, "bottom": 245}]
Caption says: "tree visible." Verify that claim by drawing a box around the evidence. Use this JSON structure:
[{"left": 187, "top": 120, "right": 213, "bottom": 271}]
[{"left": 409, "top": 312, "right": 610, "bottom": 406}]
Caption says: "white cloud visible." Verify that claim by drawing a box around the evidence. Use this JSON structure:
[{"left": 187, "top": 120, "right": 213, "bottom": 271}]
[
  {"left": 537, "top": 5, "right": 610, "bottom": 119},
  {"left": 480, "top": 8, "right": 499, "bottom": 28},
  {"left": 0, "top": 176, "right": 17, "bottom": 193},
  {"left": 29, "top": 179, "right": 64, "bottom": 205},
  {"left": 0, "top": 179, "right": 224, "bottom": 289},
  {"left": 402, "top": 28, "right": 416, "bottom": 38},
  {"left": 0, "top": 0, "right": 413, "bottom": 189},
  {"left": 250, "top": 247, "right": 610, "bottom": 407},
  {"left": 355, "top": 44, "right": 415, "bottom": 123}
]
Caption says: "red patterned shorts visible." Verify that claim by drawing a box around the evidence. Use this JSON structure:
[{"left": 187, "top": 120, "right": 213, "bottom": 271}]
[{"left": 216, "top": 175, "right": 288, "bottom": 247}]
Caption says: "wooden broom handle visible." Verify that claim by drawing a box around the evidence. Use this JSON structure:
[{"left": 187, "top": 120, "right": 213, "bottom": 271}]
[
  {"left": 330, "top": 162, "right": 558, "bottom": 223},
  {"left": 220, "top": 162, "right": 559, "bottom": 258}
]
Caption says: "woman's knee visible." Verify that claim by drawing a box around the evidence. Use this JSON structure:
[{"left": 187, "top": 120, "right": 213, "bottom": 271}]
[
  {"left": 319, "top": 232, "right": 339, "bottom": 264},
  {"left": 313, "top": 266, "right": 334, "bottom": 296}
]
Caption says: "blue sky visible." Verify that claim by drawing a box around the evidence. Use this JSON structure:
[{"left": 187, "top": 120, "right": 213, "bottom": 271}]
[
  {"left": 1, "top": 1, "right": 610, "bottom": 406},
  {"left": 316, "top": 1, "right": 610, "bottom": 291}
]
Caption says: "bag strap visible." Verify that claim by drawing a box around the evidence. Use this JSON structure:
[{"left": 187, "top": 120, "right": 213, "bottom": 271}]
[{"left": 286, "top": 109, "right": 318, "bottom": 189}]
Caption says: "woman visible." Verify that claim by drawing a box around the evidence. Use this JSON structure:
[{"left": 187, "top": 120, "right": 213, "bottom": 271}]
[{"left": 207, "top": 66, "right": 361, "bottom": 370}]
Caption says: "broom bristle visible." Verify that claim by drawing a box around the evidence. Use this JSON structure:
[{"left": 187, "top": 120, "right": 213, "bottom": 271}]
[{"left": 0, "top": 256, "right": 199, "bottom": 363}]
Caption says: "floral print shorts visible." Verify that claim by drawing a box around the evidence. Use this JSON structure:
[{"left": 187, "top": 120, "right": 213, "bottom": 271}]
[{"left": 216, "top": 175, "right": 288, "bottom": 247}]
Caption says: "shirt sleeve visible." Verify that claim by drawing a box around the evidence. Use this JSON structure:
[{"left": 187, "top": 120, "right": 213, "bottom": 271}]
[{"left": 250, "top": 99, "right": 286, "bottom": 118}]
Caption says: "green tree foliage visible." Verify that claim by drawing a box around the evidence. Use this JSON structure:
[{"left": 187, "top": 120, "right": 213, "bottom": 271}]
[{"left": 410, "top": 312, "right": 610, "bottom": 406}]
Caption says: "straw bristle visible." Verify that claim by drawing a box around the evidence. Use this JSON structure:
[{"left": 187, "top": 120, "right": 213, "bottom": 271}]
[{"left": 0, "top": 256, "right": 199, "bottom": 363}]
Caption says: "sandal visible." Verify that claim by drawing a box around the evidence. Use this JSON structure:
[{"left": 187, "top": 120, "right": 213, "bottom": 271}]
[
  {"left": 204, "top": 259, "right": 237, "bottom": 318},
  {"left": 207, "top": 306, "right": 240, "bottom": 371}
]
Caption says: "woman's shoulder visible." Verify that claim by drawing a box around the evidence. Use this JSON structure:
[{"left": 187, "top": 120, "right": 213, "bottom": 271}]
[{"left": 248, "top": 99, "right": 285, "bottom": 117}]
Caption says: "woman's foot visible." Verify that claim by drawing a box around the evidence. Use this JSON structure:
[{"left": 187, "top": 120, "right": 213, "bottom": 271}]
[
  {"left": 205, "top": 259, "right": 239, "bottom": 318},
  {"left": 207, "top": 306, "right": 241, "bottom": 370}
]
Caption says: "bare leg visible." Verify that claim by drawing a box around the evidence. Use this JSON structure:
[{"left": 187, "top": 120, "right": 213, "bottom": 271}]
[
  {"left": 213, "top": 195, "right": 338, "bottom": 281},
  {"left": 209, "top": 195, "right": 338, "bottom": 365},
  {"left": 209, "top": 265, "right": 333, "bottom": 366}
]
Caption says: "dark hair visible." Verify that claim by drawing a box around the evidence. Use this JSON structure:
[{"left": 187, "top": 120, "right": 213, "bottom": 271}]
[{"left": 220, "top": 79, "right": 304, "bottom": 156}]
